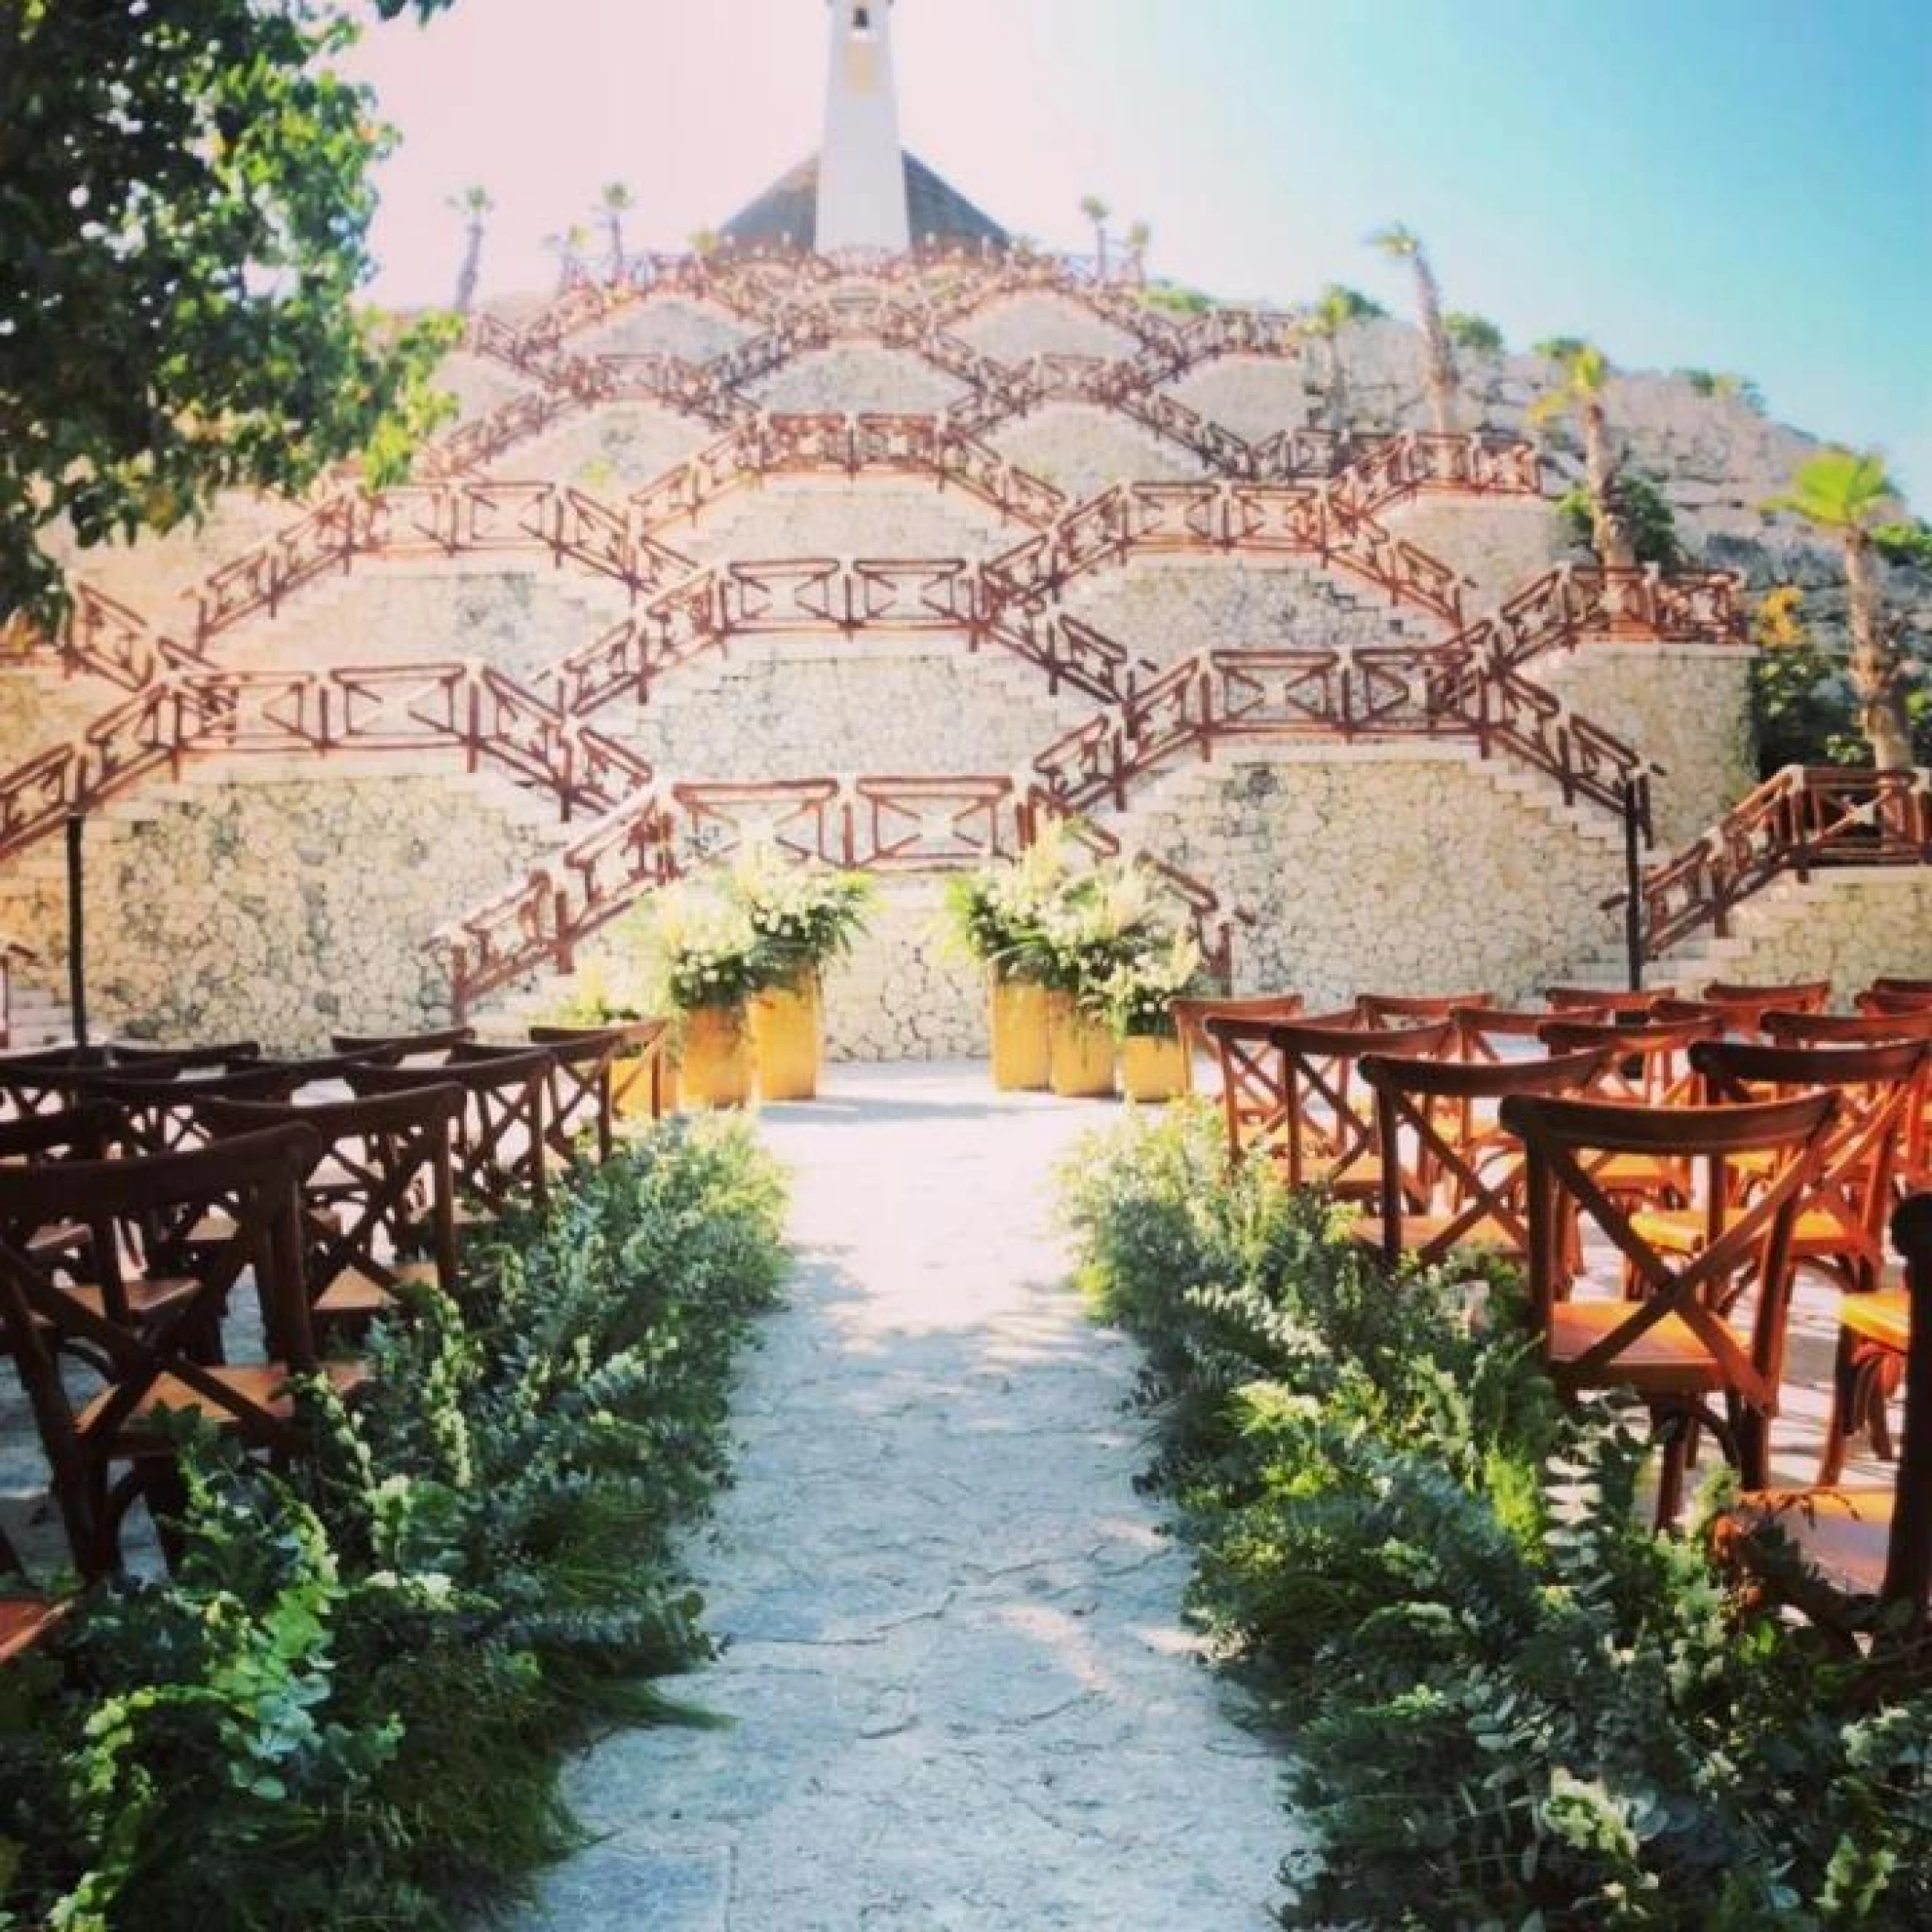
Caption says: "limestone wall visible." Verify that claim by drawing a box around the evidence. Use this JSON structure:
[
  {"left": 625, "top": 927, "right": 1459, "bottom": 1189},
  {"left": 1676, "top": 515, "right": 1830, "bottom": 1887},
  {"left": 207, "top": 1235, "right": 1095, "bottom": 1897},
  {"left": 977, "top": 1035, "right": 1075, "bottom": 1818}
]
[
  {"left": 574, "top": 298, "right": 750, "bottom": 364},
  {"left": 437, "top": 350, "right": 539, "bottom": 426},
  {"left": 1381, "top": 497, "right": 1567, "bottom": 608},
  {"left": 0, "top": 771, "right": 551, "bottom": 1053},
  {"left": 510, "top": 402, "right": 713, "bottom": 493},
  {"left": 1165, "top": 357, "right": 1311, "bottom": 443},
  {"left": 1687, "top": 869, "right": 1932, "bottom": 995},
  {"left": 949, "top": 292, "right": 1139, "bottom": 363},
  {"left": 674, "top": 480, "right": 1011, "bottom": 563},
  {"left": 1534, "top": 643, "right": 1756, "bottom": 849},
  {"left": 983, "top": 403, "right": 1205, "bottom": 500},
  {"left": 611, "top": 635, "right": 1091, "bottom": 778},
  {"left": 749, "top": 346, "right": 962, "bottom": 415},
  {"left": 1062, "top": 556, "right": 1447, "bottom": 663},
  {"left": 1118, "top": 747, "right": 1626, "bottom": 1007},
  {"left": 819, "top": 878, "right": 984, "bottom": 1059}
]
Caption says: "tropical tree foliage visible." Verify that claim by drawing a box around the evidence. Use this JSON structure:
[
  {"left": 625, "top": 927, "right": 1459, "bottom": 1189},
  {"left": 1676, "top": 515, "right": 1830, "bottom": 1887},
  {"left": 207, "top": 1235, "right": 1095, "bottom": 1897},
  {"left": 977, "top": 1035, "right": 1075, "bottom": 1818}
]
[
  {"left": 1444, "top": 309, "right": 1505, "bottom": 356},
  {"left": 1529, "top": 338, "right": 1636, "bottom": 570},
  {"left": 1079, "top": 193, "right": 1111, "bottom": 277},
  {"left": 1367, "top": 222, "right": 1458, "bottom": 434},
  {"left": 0, "top": 0, "right": 463, "bottom": 632},
  {"left": 1766, "top": 448, "right": 1922, "bottom": 770},
  {"left": 1556, "top": 470, "right": 1684, "bottom": 570},
  {"left": 596, "top": 180, "right": 635, "bottom": 279},
  {"left": 449, "top": 183, "right": 494, "bottom": 310},
  {"left": 1301, "top": 284, "right": 1387, "bottom": 433}
]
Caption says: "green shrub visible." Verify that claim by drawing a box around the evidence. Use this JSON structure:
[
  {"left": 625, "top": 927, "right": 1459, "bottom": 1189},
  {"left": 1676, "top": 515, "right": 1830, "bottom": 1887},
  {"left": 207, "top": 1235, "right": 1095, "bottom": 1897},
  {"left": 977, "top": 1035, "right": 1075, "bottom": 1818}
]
[
  {"left": 1062, "top": 1105, "right": 1932, "bottom": 1929},
  {"left": 1556, "top": 470, "right": 1685, "bottom": 570},
  {"left": 0, "top": 1116, "right": 788, "bottom": 1931}
]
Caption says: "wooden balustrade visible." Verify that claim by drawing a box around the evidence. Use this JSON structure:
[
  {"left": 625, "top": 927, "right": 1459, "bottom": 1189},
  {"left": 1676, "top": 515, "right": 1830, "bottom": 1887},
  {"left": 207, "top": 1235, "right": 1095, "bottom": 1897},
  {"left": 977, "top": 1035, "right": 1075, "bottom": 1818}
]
[{"left": 1623, "top": 766, "right": 1932, "bottom": 959}]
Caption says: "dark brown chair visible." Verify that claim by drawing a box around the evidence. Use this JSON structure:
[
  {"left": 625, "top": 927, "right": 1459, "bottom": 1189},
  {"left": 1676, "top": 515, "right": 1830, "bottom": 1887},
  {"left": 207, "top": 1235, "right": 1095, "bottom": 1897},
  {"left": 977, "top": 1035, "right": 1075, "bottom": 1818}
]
[
  {"left": 1717, "top": 1193, "right": 1932, "bottom": 1644},
  {"left": 201, "top": 1085, "right": 462, "bottom": 1330},
  {"left": 331, "top": 1025, "right": 478, "bottom": 1063},
  {"left": 347, "top": 1049, "right": 550, "bottom": 1220},
  {"left": 1500, "top": 1088, "right": 1838, "bottom": 1525},
  {"left": 1169, "top": 993, "right": 1303, "bottom": 1099},
  {"left": 1545, "top": 984, "right": 1677, "bottom": 1015},
  {"left": 108, "top": 1038, "right": 262, "bottom": 1070},
  {"left": 0, "top": 1124, "right": 361, "bottom": 1577},
  {"left": 528, "top": 1021, "right": 670, "bottom": 1156},
  {"left": 1356, "top": 990, "right": 1493, "bottom": 1029},
  {"left": 1454, "top": 1003, "right": 1596, "bottom": 1061},
  {"left": 1764, "top": 1006, "right": 1932, "bottom": 1046},
  {"left": 1701, "top": 979, "right": 1831, "bottom": 1022},
  {"left": 1353, "top": 1047, "right": 1608, "bottom": 1270}
]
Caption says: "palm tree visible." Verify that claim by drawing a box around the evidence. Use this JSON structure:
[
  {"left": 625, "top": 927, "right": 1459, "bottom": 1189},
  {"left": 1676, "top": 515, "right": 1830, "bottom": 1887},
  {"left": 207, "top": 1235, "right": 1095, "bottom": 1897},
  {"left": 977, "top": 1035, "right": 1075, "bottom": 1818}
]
[
  {"left": 1766, "top": 448, "right": 1917, "bottom": 770},
  {"left": 1528, "top": 338, "right": 1635, "bottom": 570},
  {"left": 1079, "top": 194, "right": 1111, "bottom": 278},
  {"left": 1367, "top": 223, "right": 1457, "bottom": 435},
  {"left": 542, "top": 223, "right": 590, "bottom": 294},
  {"left": 448, "top": 185, "right": 493, "bottom": 314},
  {"left": 1301, "top": 285, "right": 1383, "bottom": 433},
  {"left": 597, "top": 181, "right": 635, "bottom": 281},
  {"left": 1124, "top": 220, "right": 1151, "bottom": 287},
  {"left": 688, "top": 227, "right": 722, "bottom": 259}
]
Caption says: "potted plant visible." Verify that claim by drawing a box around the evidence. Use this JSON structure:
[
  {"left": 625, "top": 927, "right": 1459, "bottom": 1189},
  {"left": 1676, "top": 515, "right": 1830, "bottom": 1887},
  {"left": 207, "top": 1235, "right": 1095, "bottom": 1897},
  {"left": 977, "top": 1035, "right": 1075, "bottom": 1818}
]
[
  {"left": 1021, "top": 861, "right": 1163, "bottom": 1100},
  {"left": 941, "top": 829, "right": 1070, "bottom": 1091},
  {"left": 730, "top": 843, "right": 874, "bottom": 1102},
  {"left": 646, "top": 886, "right": 766, "bottom": 1109},
  {"left": 1094, "top": 930, "right": 1206, "bottom": 1103},
  {"left": 539, "top": 954, "right": 670, "bottom": 1117}
]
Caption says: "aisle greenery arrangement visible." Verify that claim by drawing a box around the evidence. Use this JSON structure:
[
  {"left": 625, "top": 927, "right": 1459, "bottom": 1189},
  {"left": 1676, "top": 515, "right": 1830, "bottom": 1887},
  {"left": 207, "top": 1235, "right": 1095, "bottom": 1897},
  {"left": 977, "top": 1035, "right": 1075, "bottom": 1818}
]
[
  {"left": 727, "top": 841, "right": 874, "bottom": 987},
  {"left": 1061, "top": 1103, "right": 1932, "bottom": 1930},
  {"left": 0, "top": 1118, "right": 788, "bottom": 1932}
]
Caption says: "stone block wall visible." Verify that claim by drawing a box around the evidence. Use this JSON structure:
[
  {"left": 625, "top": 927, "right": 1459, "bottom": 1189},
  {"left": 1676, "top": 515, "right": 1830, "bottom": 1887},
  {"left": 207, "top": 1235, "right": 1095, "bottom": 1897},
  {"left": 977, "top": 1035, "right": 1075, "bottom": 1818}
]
[
  {"left": 513, "top": 402, "right": 713, "bottom": 493},
  {"left": 0, "top": 771, "right": 551, "bottom": 1053},
  {"left": 1381, "top": 497, "right": 1567, "bottom": 608},
  {"left": 675, "top": 480, "right": 1012, "bottom": 563},
  {"left": 574, "top": 298, "right": 750, "bottom": 364},
  {"left": 984, "top": 403, "right": 1205, "bottom": 500},
  {"left": 950, "top": 293, "right": 1138, "bottom": 363},
  {"left": 1166, "top": 358, "right": 1311, "bottom": 443},
  {"left": 749, "top": 346, "right": 962, "bottom": 415},
  {"left": 1683, "top": 869, "right": 1932, "bottom": 995},
  {"left": 819, "top": 878, "right": 985, "bottom": 1059},
  {"left": 1534, "top": 643, "right": 1756, "bottom": 849},
  {"left": 1116, "top": 746, "right": 1627, "bottom": 1008}
]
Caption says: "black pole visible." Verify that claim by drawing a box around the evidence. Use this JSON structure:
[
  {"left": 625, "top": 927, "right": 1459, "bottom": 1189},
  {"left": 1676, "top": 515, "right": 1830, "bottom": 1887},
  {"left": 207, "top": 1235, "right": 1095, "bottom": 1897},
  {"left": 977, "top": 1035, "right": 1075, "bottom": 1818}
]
[
  {"left": 1622, "top": 778, "right": 1644, "bottom": 993},
  {"left": 65, "top": 813, "right": 89, "bottom": 1053}
]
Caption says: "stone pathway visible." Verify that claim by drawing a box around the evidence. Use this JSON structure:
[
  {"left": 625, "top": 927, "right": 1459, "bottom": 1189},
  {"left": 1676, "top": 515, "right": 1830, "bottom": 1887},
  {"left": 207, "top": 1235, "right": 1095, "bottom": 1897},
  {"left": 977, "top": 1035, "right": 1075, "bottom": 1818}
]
[{"left": 519, "top": 1063, "right": 1286, "bottom": 1931}]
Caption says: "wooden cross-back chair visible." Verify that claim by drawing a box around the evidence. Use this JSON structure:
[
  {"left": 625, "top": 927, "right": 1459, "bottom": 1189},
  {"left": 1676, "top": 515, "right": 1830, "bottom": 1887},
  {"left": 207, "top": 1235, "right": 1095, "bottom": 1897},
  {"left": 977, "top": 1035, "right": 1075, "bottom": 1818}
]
[
  {"left": 201, "top": 1085, "right": 462, "bottom": 1331},
  {"left": 1765, "top": 1006, "right": 1932, "bottom": 1046},
  {"left": 1865, "top": 977, "right": 1932, "bottom": 1009},
  {"left": 1700, "top": 979, "right": 1832, "bottom": 1022},
  {"left": 1455, "top": 1003, "right": 1602, "bottom": 1062},
  {"left": 1356, "top": 990, "right": 1494, "bottom": 1029},
  {"left": 347, "top": 1048, "right": 550, "bottom": 1221},
  {"left": 527, "top": 1020, "right": 669, "bottom": 1157},
  {"left": 331, "top": 1024, "right": 477, "bottom": 1064},
  {"left": 1499, "top": 1088, "right": 1838, "bottom": 1525},
  {"left": 1205, "top": 1013, "right": 1455, "bottom": 1199},
  {"left": 1353, "top": 1047, "right": 1609, "bottom": 1271},
  {"left": 0, "top": 1123, "right": 364, "bottom": 1578},
  {"left": 107, "top": 1038, "right": 262, "bottom": 1070},
  {"left": 1545, "top": 984, "right": 1676, "bottom": 1015},
  {"left": 1169, "top": 993, "right": 1302, "bottom": 1098},
  {"left": 1716, "top": 1193, "right": 1932, "bottom": 1645}
]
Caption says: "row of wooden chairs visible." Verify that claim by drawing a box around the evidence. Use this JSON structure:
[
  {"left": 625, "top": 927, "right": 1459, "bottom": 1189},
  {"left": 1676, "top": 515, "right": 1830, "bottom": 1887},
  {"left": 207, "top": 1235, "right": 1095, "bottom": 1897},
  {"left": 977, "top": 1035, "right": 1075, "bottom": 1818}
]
[{"left": 0, "top": 1019, "right": 669, "bottom": 1593}]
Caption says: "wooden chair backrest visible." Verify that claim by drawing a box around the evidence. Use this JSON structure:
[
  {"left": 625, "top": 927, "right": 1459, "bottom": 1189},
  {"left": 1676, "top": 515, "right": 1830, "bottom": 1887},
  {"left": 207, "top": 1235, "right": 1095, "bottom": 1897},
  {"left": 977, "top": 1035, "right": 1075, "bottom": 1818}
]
[
  {"left": 527, "top": 1021, "right": 670, "bottom": 1153},
  {"left": 1169, "top": 994, "right": 1302, "bottom": 1097},
  {"left": 81, "top": 1064, "right": 310, "bottom": 1158},
  {"left": 1537, "top": 1015, "right": 1723, "bottom": 1107},
  {"left": 1693, "top": 1037, "right": 1931, "bottom": 1285},
  {"left": 1356, "top": 1047, "right": 1610, "bottom": 1268},
  {"left": 1545, "top": 984, "right": 1675, "bottom": 1014},
  {"left": 1872, "top": 977, "right": 1932, "bottom": 1000},
  {"left": 1861, "top": 987, "right": 1932, "bottom": 1017},
  {"left": 201, "top": 1086, "right": 463, "bottom": 1304},
  {"left": 1357, "top": 990, "right": 1494, "bottom": 1028},
  {"left": 1883, "top": 1192, "right": 1932, "bottom": 1614},
  {"left": 0, "top": 1103, "right": 116, "bottom": 1164},
  {"left": 1498, "top": 1090, "right": 1837, "bottom": 1413},
  {"left": 109, "top": 1038, "right": 262, "bottom": 1070},
  {"left": 345, "top": 1052, "right": 550, "bottom": 1215},
  {"left": 1203, "top": 1015, "right": 1454, "bottom": 1188},
  {"left": 331, "top": 1025, "right": 477, "bottom": 1061},
  {"left": 1454, "top": 1004, "right": 1588, "bottom": 1059},
  {"left": 1701, "top": 979, "right": 1832, "bottom": 1015},
  {"left": 0, "top": 1123, "right": 320, "bottom": 1575},
  {"left": 1764, "top": 1005, "right": 1932, "bottom": 1046}
]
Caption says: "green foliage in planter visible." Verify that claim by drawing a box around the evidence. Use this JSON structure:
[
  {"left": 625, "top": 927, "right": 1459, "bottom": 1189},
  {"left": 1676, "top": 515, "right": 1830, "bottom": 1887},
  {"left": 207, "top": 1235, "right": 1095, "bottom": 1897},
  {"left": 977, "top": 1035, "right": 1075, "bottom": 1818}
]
[
  {"left": 1556, "top": 470, "right": 1685, "bottom": 570},
  {"left": 728, "top": 842, "right": 874, "bottom": 984},
  {"left": 1061, "top": 1104, "right": 1932, "bottom": 1930},
  {"left": 0, "top": 1118, "right": 787, "bottom": 1931}
]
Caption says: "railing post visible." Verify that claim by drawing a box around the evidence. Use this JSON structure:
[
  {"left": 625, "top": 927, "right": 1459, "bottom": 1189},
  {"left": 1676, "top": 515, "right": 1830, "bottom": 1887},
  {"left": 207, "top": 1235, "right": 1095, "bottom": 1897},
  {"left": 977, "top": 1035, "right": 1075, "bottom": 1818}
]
[{"left": 1621, "top": 776, "right": 1644, "bottom": 992}]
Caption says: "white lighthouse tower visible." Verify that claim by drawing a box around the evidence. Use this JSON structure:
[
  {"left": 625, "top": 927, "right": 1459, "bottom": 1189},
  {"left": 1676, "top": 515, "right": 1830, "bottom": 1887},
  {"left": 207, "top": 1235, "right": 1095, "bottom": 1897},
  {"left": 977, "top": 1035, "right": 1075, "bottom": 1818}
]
[{"left": 816, "top": 1, "right": 911, "bottom": 254}]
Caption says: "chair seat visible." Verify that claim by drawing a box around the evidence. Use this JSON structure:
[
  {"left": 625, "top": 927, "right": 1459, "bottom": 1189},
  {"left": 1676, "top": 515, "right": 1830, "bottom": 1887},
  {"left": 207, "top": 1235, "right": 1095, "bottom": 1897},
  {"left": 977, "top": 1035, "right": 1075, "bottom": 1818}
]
[
  {"left": 1591, "top": 1151, "right": 1687, "bottom": 1198},
  {"left": 1350, "top": 1208, "right": 1525, "bottom": 1260},
  {"left": 1723, "top": 1486, "right": 1893, "bottom": 1599},
  {"left": 314, "top": 1259, "right": 440, "bottom": 1319},
  {"left": 1547, "top": 1298, "right": 1731, "bottom": 1394},
  {"left": 77, "top": 1359, "right": 369, "bottom": 1449},
  {"left": 0, "top": 1597, "right": 66, "bottom": 1666},
  {"left": 1840, "top": 1287, "right": 1910, "bottom": 1351},
  {"left": 62, "top": 1276, "right": 201, "bottom": 1324},
  {"left": 1633, "top": 1203, "right": 1860, "bottom": 1257}
]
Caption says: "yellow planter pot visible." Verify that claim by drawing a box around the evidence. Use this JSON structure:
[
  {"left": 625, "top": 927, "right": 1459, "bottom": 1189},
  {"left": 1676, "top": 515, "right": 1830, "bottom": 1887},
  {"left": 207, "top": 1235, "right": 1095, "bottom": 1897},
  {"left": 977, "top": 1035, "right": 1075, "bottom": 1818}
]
[
  {"left": 989, "top": 975, "right": 1051, "bottom": 1091},
  {"left": 1047, "top": 993, "right": 1116, "bottom": 1099},
  {"left": 1119, "top": 1034, "right": 1189, "bottom": 1103},
  {"left": 753, "top": 975, "right": 821, "bottom": 1102},
  {"left": 678, "top": 1004, "right": 754, "bottom": 1110}
]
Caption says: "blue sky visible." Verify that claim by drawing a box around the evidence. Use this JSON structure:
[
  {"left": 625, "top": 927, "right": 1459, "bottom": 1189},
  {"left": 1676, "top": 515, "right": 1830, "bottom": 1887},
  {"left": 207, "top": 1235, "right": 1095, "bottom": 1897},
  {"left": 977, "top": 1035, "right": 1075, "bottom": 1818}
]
[{"left": 345, "top": 0, "right": 1932, "bottom": 505}]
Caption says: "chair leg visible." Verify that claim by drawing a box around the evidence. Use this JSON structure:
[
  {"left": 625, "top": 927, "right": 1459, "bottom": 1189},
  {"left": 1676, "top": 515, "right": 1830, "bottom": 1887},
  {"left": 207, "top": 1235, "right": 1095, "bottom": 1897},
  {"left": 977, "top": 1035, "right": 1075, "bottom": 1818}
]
[
  {"left": 1654, "top": 1413, "right": 1690, "bottom": 1528},
  {"left": 1819, "top": 1327, "right": 1861, "bottom": 1484}
]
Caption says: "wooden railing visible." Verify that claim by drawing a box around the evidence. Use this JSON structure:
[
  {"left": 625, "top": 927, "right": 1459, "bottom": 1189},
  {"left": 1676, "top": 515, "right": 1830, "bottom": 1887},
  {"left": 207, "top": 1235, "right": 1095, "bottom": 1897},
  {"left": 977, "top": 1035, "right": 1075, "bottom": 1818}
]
[
  {"left": 1618, "top": 765, "right": 1932, "bottom": 959},
  {"left": 431, "top": 770, "right": 1233, "bottom": 1015}
]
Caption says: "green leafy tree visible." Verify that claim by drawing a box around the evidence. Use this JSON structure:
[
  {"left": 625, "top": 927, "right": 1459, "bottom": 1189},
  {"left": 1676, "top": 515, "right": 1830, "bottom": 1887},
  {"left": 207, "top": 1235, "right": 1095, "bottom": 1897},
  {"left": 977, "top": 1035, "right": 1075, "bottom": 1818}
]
[
  {"left": 1367, "top": 223, "right": 1457, "bottom": 434},
  {"left": 1443, "top": 310, "right": 1504, "bottom": 357},
  {"left": 0, "top": 0, "right": 462, "bottom": 631},
  {"left": 1556, "top": 470, "right": 1683, "bottom": 570},
  {"left": 596, "top": 180, "right": 635, "bottom": 280},
  {"left": 1301, "top": 284, "right": 1386, "bottom": 433},
  {"left": 1123, "top": 219, "right": 1151, "bottom": 286},
  {"left": 449, "top": 183, "right": 494, "bottom": 311},
  {"left": 1766, "top": 448, "right": 1923, "bottom": 770},
  {"left": 1079, "top": 193, "right": 1111, "bottom": 277},
  {"left": 1529, "top": 338, "right": 1636, "bottom": 570}
]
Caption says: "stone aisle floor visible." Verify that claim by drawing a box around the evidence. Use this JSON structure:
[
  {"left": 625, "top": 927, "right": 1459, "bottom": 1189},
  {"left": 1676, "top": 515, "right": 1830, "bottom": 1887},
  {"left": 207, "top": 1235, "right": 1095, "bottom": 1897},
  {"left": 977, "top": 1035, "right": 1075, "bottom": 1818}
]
[{"left": 517, "top": 1062, "right": 1286, "bottom": 1932}]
